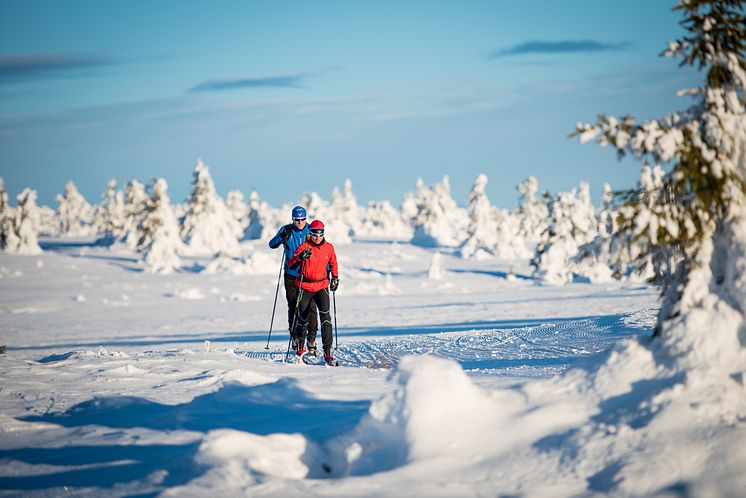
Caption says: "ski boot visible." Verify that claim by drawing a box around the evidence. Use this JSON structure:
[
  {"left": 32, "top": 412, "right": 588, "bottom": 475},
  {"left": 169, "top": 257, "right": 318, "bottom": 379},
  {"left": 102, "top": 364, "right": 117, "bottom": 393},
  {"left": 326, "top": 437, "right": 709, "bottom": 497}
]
[
  {"left": 308, "top": 343, "right": 317, "bottom": 357},
  {"left": 324, "top": 349, "right": 335, "bottom": 366},
  {"left": 295, "top": 339, "right": 306, "bottom": 357}
]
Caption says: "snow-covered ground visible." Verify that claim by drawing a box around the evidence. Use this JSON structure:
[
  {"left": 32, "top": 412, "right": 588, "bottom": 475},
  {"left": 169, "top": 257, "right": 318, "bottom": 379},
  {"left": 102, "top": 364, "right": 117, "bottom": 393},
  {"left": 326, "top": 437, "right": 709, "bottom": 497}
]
[{"left": 1, "top": 237, "right": 744, "bottom": 497}]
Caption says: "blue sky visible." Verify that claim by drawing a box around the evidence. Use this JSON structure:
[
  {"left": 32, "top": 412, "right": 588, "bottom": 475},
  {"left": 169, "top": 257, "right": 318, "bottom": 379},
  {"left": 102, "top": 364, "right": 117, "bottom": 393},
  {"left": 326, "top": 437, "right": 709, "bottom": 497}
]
[{"left": 0, "top": 0, "right": 700, "bottom": 210}]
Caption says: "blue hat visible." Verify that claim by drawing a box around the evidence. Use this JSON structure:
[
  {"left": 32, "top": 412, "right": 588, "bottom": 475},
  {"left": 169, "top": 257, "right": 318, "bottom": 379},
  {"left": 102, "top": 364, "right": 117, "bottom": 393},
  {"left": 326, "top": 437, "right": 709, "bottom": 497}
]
[{"left": 291, "top": 205, "right": 307, "bottom": 219}]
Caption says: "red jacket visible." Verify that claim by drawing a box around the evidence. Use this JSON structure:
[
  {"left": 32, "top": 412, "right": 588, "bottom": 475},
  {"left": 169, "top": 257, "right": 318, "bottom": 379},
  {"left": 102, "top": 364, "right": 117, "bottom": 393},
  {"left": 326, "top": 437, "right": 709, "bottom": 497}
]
[{"left": 288, "top": 239, "right": 339, "bottom": 292}]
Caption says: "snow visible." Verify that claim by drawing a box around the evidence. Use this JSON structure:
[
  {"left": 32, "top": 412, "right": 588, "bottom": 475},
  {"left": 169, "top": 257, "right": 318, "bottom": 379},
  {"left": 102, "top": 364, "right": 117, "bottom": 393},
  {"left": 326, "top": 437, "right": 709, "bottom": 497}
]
[{"left": 0, "top": 236, "right": 744, "bottom": 497}]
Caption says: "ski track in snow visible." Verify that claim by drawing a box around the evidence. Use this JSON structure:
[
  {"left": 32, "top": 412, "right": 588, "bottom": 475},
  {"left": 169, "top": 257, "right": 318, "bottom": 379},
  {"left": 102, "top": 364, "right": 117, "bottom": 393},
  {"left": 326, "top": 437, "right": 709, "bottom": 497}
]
[{"left": 241, "top": 312, "right": 650, "bottom": 378}]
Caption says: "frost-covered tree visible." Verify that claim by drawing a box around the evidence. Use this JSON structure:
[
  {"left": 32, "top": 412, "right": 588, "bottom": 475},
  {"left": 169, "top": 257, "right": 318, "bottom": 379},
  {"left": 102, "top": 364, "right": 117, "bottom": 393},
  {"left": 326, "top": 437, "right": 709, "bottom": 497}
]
[
  {"left": 531, "top": 184, "right": 598, "bottom": 284},
  {"left": 56, "top": 181, "right": 93, "bottom": 237},
  {"left": 140, "top": 178, "right": 184, "bottom": 274},
  {"left": 181, "top": 159, "right": 240, "bottom": 256},
  {"left": 515, "top": 176, "right": 549, "bottom": 252},
  {"left": 243, "top": 189, "right": 277, "bottom": 241},
  {"left": 460, "top": 174, "right": 499, "bottom": 259},
  {"left": 333, "top": 179, "right": 364, "bottom": 234},
  {"left": 226, "top": 189, "right": 249, "bottom": 233},
  {"left": 575, "top": 0, "right": 746, "bottom": 372},
  {"left": 296, "top": 190, "right": 353, "bottom": 244},
  {"left": 0, "top": 178, "right": 20, "bottom": 252},
  {"left": 10, "top": 188, "right": 43, "bottom": 255},
  {"left": 115, "top": 179, "right": 149, "bottom": 251},
  {"left": 411, "top": 176, "right": 468, "bottom": 247},
  {"left": 93, "top": 179, "right": 125, "bottom": 244},
  {"left": 360, "top": 200, "right": 413, "bottom": 239}
]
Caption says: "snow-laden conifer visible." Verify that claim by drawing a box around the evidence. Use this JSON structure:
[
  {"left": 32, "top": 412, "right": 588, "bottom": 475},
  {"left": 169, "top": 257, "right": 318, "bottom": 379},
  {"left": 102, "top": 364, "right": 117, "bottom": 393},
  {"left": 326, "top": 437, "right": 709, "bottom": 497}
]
[
  {"left": 360, "top": 200, "right": 413, "bottom": 239},
  {"left": 93, "top": 179, "right": 125, "bottom": 245},
  {"left": 334, "top": 179, "right": 364, "bottom": 235},
  {"left": 114, "top": 179, "right": 149, "bottom": 251},
  {"left": 411, "top": 176, "right": 467, "bottom": 247},
  {"left": 56, "top": 181, "right": 93, "bottom": 237},
  {"left": 140, "top": 178, "right": 184, "bottom": 274},
  {"left": 0, "top": 178, "right": 20, "bottom": 252},
  {"left": 226, "top": 190, "right": 249, "bottom": 233},
  {"left": 243, "top": 189, "right": 277, "bottom": 241},
  {"left": 515, "top": 177, "right": 549, "bottom": 255},
  {"left": 531, "top": 184, "right": 598, "bottom": 284},
  {"left": 297, "top": 190, "right": 352, "bottom": 244},
  {"left": 181, "top": 159, "right": 240, "bottom": 256},
  {"left": 575, "top": 0, "right": 746, "bottom": 374},
  {"left": 10, "top": 188, "right": 43, "bottom": 255},
  {"left": 460, "top": 174, "right": 498, "bottom": 259}
]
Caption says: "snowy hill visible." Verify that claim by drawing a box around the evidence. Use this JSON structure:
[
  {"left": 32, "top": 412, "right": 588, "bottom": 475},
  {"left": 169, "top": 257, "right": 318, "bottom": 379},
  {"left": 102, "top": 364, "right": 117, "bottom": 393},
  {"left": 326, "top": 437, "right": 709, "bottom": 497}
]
[{"left": 1, "top": 236, "right": 743, "bottom": 496}]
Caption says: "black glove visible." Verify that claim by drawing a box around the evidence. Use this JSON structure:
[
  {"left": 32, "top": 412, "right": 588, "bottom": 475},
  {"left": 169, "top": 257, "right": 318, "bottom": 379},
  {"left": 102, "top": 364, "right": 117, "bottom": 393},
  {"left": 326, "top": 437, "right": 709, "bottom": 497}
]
[
  {"left": 280, "top": 225, "right": 292, "bottom": 244},
  {"left": 299, "top": 248, "right": 312, "bottom": 261},
  {"left": 330, "top": 276, "right": 339, "bottom": 292}
]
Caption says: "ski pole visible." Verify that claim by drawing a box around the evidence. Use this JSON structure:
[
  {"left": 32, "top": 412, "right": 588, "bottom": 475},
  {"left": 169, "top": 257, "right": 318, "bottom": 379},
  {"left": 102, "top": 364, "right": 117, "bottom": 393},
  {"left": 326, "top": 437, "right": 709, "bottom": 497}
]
[
  {"left": 285, "top": 261, "right": 306, "bottom": 362},
  {"left": 265, "top": 251, "right": 286, "bottom": 349},
  {"left": 333, "top": 289, "right": 338, "bottom": 350}
]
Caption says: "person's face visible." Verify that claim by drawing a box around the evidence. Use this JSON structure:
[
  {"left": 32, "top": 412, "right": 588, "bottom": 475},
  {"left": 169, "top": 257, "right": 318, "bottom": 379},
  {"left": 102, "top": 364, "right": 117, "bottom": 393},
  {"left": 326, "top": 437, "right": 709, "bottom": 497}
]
[
  {"left": 310, "top": 229, "right": 324, "bottom": 242},
  {"left": 293, "top": 217, "right": 306, "bottom": 229}
]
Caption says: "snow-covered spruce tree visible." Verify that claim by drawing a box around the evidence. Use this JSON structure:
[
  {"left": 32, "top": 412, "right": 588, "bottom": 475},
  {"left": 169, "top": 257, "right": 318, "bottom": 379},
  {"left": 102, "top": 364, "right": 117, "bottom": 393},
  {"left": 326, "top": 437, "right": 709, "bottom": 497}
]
[
  {"left": 56, "top": 181, "right": 93, "bottom": 237},
  {"left": 360, "top": 200, "right": 413, "bottom": 239},
  {"left": 411, "top": 176, "right": 468, "bottom": 247},
  {"left": 115, "top": 179, "right": 149, "bottom": 251},
  {"left": 11, "top": 188, "right": 43, "bottom": 255},
  {"left": 337, "top": 179, "right": 364, "bottom": 234},
  {"left": 181, "top": 159, "right": 240, "bottom": 256},
  {"left": 93, "top": 179, "right": 125, "bottom": 245},
  {"left": 139, "top": 178, "right": 184, "bottom": 274},
  {"left": 226, "top": 189, "right": 249, "bottom": 233},
  {"left": 0, "top": 178, "right": 20, "bottom": 252},
  {"left": 297, "top": 190, "right": 353, "bottom": 244},
  {"left": 460, "top": 174, "right": 499, "bottom": 259},
  {"left": 531, "top": 183, "right": 598, "bottom": 284},
  {"left": 575, "top": 0, "right": 746, "bottom": 372},
  {"left": 243, "top": 189, "right": 277, "bottom": 241},
  {"left": 515, "top": 176, "right": 550, "bottom": 254}
]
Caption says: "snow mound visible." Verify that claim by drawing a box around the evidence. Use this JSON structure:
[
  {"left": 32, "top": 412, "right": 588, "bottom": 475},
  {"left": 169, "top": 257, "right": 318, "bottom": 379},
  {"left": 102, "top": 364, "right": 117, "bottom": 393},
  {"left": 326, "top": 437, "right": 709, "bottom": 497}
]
[
  {"left": 171, "top": 288, "right": 206, "bottom": 300},
  {"left": 343, "top": 354, "right": 524, "bottom": 475},
  {"left": 163, "top": 430, "right": 308, "bottom": 496}
]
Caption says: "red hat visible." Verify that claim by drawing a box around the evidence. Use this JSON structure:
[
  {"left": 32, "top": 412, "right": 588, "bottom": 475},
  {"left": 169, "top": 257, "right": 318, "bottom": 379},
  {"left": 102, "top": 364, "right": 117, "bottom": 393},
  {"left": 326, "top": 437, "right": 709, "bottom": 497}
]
[{"left": 310, "top": 220, "right": 325, "bottom": 230}]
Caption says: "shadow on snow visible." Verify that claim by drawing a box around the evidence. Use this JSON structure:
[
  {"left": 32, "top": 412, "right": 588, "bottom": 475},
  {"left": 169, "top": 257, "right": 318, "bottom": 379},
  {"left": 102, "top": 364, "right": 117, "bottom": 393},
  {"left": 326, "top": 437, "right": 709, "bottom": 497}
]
[{"left": 3, "top": 379, "right": 370, "bottom": 492}]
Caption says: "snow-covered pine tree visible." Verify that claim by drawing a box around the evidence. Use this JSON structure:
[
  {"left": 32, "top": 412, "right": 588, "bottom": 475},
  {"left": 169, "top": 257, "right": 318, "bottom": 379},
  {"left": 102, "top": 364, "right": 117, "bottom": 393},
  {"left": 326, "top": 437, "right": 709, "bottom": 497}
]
[
  {"left": 597, "top": 183, "right": 616, "bottom": 238},
  {"left": 93, "top": 179, "right": 125, "bottom": 245},
  {"left": 56, "top": 181, "right": 93, "bottom": 237},
  {"left": 515, "top": 176, "right": 550, "bottom": 254},
  {"left": 400, "top": 188, "right": 419, "bottom": 227},
  {"left": 226, "top": 189, "right": 249, "bottom": 233},
  {"left": 0, "top": 178, "right": 20, "bottom": 252},
  {"left": 574, "top": 0, "right": 746, "bottom": 373},
  {"left": 411, "top": 176, "right": 467, "bottom": 247},
  {"left": 140, "top": 178, "right": 184, "bottom": 274},
  {"left": 115, "top": 179, "right": 149, "bottom": 251},
  {"left": 181, "top": 159, "right": 240, "bottom": 256},
  {"left": 243, "top": 189, "right": 276, "bottom": 240},
  {"left": 361, "top": 200, "right": 413, "bottom": 239},
  {"left": 460, "top": 174, "right": 499, "bottom": 259},
  {"left": 12, "top": 188, "right": 43, "bottom": 255},
  {"left": 531, "top": 184, "right": 598, "bottom": 284}
]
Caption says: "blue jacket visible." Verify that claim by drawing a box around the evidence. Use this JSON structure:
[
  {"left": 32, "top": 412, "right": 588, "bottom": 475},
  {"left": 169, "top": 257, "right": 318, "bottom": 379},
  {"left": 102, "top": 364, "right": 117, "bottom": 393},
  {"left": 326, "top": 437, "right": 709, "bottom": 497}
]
[{"left": 269, "top": 224, "right": 310, "bottom": 277}]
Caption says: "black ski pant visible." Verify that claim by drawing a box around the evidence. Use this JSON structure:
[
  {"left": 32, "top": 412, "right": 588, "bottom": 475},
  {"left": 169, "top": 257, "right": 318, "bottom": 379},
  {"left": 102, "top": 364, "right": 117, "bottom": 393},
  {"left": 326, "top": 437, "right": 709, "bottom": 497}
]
[
  {"left": 284, "top": 274, "right": 317, "bottom": 337},
  {"left": 295, "top": 287, "right": 332, "bottom": 353}
]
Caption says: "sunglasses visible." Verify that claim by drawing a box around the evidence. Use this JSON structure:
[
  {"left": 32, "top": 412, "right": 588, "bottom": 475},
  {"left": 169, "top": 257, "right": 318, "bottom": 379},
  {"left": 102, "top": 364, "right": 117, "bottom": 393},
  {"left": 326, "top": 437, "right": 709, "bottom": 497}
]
[
  {"left": 293, "top": 218, "right": 306, "bottom": 222},
  {"left": 310, "top": 230, "right": 324, "bottom": 237}
]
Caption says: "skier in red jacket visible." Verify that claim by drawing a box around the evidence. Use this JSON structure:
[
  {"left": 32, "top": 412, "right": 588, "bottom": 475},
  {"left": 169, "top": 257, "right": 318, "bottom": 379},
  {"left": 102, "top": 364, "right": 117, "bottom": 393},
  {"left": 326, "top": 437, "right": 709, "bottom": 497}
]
[{"left": 287, "top": 220, "right": 339, "bottom": 365}]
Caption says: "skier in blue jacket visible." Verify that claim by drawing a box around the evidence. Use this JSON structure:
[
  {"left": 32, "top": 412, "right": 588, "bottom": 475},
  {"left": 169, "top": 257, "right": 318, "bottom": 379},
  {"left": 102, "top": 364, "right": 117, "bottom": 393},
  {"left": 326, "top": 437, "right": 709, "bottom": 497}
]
[{"left": 268, "top": 205, "right": 319, "bottom": 354}]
